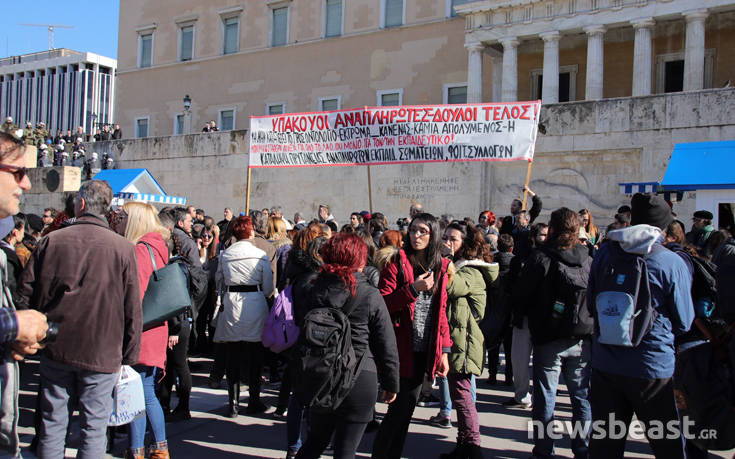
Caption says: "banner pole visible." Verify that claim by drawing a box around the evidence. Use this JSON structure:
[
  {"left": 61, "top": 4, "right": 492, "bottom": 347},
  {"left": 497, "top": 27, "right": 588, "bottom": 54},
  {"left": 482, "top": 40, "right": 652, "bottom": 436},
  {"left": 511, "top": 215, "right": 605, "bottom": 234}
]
[
  {"left": 522, "top": 160, "right": 533, "bottom": 210},
  {"left": 367, "top": 165, "right": 374, "bottom": 213},
  {"left": 245, "top": 165, "right": 252, "bottom": 215}
]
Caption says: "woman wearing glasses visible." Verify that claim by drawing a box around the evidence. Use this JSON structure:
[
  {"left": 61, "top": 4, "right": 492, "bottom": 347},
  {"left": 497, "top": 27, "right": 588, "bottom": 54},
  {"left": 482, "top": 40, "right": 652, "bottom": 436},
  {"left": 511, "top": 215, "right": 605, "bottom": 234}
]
[{"left": 373, "top": 213, "right": 452, "bottom": 459}]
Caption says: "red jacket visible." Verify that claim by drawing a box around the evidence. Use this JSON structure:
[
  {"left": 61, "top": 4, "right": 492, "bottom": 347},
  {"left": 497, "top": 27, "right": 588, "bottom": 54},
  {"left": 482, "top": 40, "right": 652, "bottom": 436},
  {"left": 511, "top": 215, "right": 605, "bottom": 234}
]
[
  {"left": 378, "top": 248, "right": 451, "bottom": 378},
  {"left": 135, "top": 232, "right": 169, "bottom": 369}
]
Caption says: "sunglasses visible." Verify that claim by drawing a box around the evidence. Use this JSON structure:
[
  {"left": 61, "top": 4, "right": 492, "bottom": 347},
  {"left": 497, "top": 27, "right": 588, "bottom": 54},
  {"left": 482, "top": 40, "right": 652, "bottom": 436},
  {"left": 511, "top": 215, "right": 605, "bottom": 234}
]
[{"left": 0, "top": 163, "right": 28, "bottom": 183}]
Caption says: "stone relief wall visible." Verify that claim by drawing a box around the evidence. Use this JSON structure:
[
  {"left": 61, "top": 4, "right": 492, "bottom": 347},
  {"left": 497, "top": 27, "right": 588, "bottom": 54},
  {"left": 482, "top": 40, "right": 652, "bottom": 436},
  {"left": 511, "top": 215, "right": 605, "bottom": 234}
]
[{"left": 30, "top": 88, "right": 732, "bottom": 226}]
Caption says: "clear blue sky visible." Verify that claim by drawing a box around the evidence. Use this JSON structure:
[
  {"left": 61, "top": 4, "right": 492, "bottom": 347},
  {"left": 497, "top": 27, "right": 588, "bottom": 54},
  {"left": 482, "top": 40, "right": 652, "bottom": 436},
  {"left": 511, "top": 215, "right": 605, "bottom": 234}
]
[{"left": 1, "top": 0, "right": 119, "bottom": 59}]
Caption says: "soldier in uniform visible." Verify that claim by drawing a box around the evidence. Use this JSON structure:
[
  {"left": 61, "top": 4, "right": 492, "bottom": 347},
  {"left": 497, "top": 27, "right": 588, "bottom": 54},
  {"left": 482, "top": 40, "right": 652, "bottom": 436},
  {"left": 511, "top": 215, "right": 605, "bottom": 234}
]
[
  {"left": 24, "top": 122, "right": 37, "bottom": 146},
  {"left": 1, "top": 117, "right": 16, "bottom": 132},
  {"left": 34, "top": 122, "right": 49, "bottom": 146}
]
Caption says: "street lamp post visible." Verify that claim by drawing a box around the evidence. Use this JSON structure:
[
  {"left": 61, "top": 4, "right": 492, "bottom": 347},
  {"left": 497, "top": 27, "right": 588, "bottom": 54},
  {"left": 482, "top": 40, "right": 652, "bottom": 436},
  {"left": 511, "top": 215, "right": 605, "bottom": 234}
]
[{"left": 183, "top": 94, "right": 192, "bottom": 134}]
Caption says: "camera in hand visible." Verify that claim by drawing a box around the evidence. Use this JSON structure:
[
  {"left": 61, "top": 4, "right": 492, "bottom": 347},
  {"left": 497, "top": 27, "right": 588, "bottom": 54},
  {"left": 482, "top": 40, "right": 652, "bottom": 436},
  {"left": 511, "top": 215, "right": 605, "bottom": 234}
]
[
  {"left": 40, "top": 322, "right": 60, "bottom": 344},
  {"left": 396, "top": 217, "right": 409, "bottom": 230}
]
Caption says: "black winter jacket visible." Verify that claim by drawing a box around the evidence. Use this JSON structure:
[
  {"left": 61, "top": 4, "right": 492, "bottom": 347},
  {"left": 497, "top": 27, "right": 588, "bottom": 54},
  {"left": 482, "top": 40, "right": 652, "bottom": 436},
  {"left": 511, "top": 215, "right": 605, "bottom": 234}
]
[
  {"left": 294, "top": 272, "right": 400, "bottom": 394},
  {"left": 513, "top": 243, "right": 591, "bottom": 345}
]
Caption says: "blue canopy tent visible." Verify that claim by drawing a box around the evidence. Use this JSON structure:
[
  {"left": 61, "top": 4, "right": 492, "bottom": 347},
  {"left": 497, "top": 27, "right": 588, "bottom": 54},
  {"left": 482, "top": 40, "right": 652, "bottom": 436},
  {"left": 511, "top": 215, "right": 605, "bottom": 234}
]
[
  {"left": 92, "top": 168, "right": 187, "bottom": 206},
  {"left": 660, "top": 140, "right": 735, "bottom": 228}
]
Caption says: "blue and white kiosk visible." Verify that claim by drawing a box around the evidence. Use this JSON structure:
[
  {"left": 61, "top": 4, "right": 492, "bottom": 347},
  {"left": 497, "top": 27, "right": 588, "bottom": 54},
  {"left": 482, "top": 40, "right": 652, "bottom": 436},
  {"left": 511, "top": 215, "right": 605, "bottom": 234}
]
[{"left": 92, "top": 168, "right": 187, "bottom": 207}]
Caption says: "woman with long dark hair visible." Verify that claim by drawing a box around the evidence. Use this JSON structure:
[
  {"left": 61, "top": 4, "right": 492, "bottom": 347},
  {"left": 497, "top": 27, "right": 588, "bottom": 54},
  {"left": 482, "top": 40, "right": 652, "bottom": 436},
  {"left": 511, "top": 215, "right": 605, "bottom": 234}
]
[
  {"left": 439, "top": 222, "right": 498, "bottom": 459},
  {"left": 294, "top": 233, "right": 399, "bottom": 459},
  {"left": 372, "top": 213, "right": 452, "bottom": 459}
]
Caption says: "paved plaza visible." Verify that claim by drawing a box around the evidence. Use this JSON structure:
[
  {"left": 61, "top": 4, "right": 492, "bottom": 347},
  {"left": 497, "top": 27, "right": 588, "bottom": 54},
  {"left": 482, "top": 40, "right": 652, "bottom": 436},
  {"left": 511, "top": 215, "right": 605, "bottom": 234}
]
[{"left": 15, "top": 357, "right": 734, "bottom": 458}]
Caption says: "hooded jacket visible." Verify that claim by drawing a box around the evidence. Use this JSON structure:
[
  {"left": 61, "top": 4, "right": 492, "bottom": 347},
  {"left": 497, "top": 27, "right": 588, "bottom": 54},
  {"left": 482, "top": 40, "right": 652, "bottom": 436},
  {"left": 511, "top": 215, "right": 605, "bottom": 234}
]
[
  {"left": 515, "top": 242, "right": 592, "bottom": 345},
  {"left": 446, "top": 259, "right": 498, "bottom": 375},
  {"left": 378, "top": 247, "right": 452, "bottom": 379},
  {"left": 135, "top": 232, "right": 169, "bottom": 369},
  {"left": 589, "top": 225, "right": 694, "bottom": 379}
]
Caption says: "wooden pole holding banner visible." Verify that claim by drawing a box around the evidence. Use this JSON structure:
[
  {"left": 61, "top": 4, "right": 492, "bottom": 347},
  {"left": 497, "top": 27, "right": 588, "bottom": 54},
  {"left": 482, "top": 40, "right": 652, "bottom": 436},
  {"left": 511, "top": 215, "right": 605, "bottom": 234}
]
[
  {"left": 521, "top": 160, "right": 533, "bottom": 210},
  {"left": 367, "top": 165, "right": 374, "bottom": 213},
  {"left": 245, "top": 166, "right": 252, "bottom": 215}
]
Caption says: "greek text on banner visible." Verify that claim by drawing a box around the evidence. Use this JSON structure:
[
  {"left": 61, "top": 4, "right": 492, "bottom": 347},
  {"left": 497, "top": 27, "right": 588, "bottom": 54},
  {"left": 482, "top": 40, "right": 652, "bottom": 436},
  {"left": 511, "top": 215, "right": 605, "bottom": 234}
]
[{"left": 248, "top": 101, "right": 541, "bottom": 168}]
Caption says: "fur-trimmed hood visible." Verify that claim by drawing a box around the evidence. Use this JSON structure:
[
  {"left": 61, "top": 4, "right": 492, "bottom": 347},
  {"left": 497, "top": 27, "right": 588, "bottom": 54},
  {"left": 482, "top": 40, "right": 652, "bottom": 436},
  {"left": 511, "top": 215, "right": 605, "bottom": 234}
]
[
  {"left": 375, "top": 245, "right": 400, "bottom": 273},
  {"left": 453, "top": 258, "right": 499, "bottom": 288}
]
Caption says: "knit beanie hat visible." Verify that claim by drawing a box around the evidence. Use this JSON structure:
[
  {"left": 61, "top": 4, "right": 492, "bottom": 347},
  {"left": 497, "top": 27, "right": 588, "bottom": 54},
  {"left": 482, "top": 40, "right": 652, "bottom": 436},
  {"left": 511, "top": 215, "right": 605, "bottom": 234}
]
[{"left": 630, "top": 193, "right": 674, "bottom": 229}]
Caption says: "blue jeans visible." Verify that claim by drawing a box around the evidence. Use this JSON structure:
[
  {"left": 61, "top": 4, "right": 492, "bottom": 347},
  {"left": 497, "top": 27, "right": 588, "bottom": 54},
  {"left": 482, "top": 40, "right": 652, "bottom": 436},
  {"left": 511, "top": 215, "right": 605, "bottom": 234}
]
[
  {"left": 531, "top": 338, "right": 591, "bottom": 459},
  {"left": 129, "top": 366, "right": 166, "bottom": 449},
  {"left": 437, "top": 375, "right": 476, "bottom": 417},
  {"left": 287, "top": 393, "right": 306, "bottom": 453},
  {"left": 38, "top": 357, "right": 119, "bottom": 459}
]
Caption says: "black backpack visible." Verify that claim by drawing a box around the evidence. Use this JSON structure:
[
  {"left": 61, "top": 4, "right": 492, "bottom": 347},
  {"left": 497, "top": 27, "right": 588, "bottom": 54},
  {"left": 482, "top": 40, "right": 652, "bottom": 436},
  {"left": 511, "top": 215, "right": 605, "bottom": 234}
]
[
  {"left": 690, "top": 255, "right": 718, "bottom": 318},
  {"left": 591, "top": 242, "right": 663, "bottom": 347},
  {"left": 293, "top": 295, "right": 363, "bottom": 411},
  {"left": 674, "top": 320, "right": 735, "bottom": 451},
  {"left": 545, "top": 252, "right": 594, "bottom": 340}
]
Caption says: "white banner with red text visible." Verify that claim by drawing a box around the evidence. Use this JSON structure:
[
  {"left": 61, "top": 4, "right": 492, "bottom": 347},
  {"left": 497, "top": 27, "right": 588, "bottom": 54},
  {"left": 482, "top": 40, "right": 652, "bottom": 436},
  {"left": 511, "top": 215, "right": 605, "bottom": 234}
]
[{"left": 248, "top": 101, "right": 541, "bottom": 168}]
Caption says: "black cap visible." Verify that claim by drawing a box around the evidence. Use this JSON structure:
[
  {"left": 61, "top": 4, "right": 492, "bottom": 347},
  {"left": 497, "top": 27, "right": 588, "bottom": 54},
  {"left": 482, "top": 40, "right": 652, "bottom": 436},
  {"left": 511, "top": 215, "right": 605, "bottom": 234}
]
[
  {"left": 693, "top": 210, "right": 713, "bottom": 220},
  {"left": 630, "top": 193, "right": 674, "bottom": 229}
]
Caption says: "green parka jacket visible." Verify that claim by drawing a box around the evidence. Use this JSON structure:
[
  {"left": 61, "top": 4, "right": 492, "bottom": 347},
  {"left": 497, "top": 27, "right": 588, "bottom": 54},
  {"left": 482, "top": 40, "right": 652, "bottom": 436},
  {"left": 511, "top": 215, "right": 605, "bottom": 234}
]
[{"left": 446, "top": 259, "right": 499, "bottom": 375}]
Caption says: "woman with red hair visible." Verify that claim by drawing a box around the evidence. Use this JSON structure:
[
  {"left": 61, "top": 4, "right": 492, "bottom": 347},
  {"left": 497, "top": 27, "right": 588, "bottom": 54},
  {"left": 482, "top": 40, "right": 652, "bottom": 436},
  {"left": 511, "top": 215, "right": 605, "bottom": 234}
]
[
  {"left": 294, "top": 233, "right": 399, "bottom": 459},
  {"left": 213, "top": 216, "right": 274, "bottom": 417}
]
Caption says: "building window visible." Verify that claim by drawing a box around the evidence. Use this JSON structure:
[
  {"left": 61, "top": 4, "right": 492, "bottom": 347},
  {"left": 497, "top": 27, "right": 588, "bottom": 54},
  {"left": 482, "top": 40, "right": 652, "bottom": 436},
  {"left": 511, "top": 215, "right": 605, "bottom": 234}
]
[
  {"left": 272, "top": 7, "right": 289, "bottom": 47},
  {"left": 444, "top": 84, "right": 467, "bottom": 104},
  {"left": 223, "top": 17, "right": 239, "bottom": 54},
  {"left": 135, "top": 117, "right": 149, "bottom": 138},
  {"left": 449, "top": 0, "right": 473, "bottom": 17},
  {"left": 377, "top": 89, "right": 403, "bottom": 106},
  {"left": 174, "top": 113, "right": 185, "bottom": 135},
  {"left": 179, "top": 25, "right": 194, "bottom": 61},
  {"left": 138, "top": 33, "right": 153, "bottom": 68},
  {"left": 655, "top": 50, "right": 715, "bottom": 94},
  {"left": 268, "top": 103, "right": 286, "bottom": 115},
  {"left": 383, "top": 0, "right": 404, "bottom": 28},
  {"left": 530, "top": 64, "right": 578, "bottom": 102},
  {"left": 219, "top": 109, "right": 236, "bottom": 131},
  {"left": 325, "top": 0, "right": 343, "bottom": 37},
  {"left": 319, "top": 97, "right": 341, "bottom": 111}
]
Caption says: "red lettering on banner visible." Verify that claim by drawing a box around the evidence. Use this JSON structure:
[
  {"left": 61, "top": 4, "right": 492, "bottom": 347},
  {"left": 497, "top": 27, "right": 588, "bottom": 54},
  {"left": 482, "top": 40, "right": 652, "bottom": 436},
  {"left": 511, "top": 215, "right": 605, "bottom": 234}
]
[
  {"left": 511, "top": 106, "right": 520, "bottom": 119},
  {"left": 520, "top": 105, "right": 530, "bottom": 120},
  {"left": 422, "top": 108, "right": 432, "bottom": 122}
]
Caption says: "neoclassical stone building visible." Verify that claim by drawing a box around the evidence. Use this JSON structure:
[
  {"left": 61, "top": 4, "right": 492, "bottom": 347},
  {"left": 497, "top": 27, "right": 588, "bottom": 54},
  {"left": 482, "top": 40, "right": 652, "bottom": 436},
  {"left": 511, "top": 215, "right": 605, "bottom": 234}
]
[
  {"left": 456, "top": 0, "right": 732, "bottom": 104},
  {"left": 113, "top": 0, "right": 735, "bottom": 224}
]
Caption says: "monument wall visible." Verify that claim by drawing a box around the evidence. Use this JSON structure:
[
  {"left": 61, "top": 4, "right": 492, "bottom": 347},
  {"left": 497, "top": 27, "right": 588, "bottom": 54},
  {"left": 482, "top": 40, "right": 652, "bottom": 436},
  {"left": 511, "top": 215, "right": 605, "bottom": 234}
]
[{"left": 54, "top": 88, "right": 734, "bottom": 226}]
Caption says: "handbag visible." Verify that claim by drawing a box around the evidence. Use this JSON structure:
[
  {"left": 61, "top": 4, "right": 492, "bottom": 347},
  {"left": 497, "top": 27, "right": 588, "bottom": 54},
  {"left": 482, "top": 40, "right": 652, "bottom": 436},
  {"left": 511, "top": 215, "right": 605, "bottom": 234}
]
[
  {"left": 108, "top": 365, "right": 145, "bottom": 426},
  {"left": 139, "top": 241, "right": 192, "bottom": 330}
]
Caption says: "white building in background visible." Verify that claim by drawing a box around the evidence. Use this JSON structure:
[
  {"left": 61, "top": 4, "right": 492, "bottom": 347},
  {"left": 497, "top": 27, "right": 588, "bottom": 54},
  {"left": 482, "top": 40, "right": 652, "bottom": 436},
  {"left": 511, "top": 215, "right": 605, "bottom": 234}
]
[{"left": 0, "top": 48, "right": 116, "bottom": 135}]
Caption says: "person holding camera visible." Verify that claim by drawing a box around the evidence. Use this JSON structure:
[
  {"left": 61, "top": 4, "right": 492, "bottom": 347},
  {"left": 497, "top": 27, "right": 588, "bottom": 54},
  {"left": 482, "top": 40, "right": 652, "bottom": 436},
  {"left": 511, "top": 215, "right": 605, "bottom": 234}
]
[{"left": 0, "top": 127, "right": 49, "bottom": 457}]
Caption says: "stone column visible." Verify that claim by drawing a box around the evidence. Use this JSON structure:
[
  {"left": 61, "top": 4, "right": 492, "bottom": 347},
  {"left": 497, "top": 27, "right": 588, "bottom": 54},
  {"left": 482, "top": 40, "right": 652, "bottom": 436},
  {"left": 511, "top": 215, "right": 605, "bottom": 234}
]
[
  {"left": 540, "top": 31, "right": 561, "bottom": 104},
  {"left": 490, "top": 55, "right": 503, "bottom": 102},
  {"left": 584, "top": 25, "right": 606, "bottom": 100},
  {"left": 466, "top": 43, "right": 485, "bottom": 103},
  {"left": 631, "top": 18, "right": 654, "bottom": 97},
  {"left": 500, "top": 38, "right": 519, "bottom": 102},
  {"left": 684, "top": 10, "right": 708, "bottom": 91}
]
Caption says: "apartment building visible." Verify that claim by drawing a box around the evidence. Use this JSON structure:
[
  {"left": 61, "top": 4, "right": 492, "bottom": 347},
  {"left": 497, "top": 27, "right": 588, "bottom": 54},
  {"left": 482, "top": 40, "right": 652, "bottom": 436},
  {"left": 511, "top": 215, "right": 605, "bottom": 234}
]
[{"left": 0, "top": 49, "right": 116, "bottom": 135}]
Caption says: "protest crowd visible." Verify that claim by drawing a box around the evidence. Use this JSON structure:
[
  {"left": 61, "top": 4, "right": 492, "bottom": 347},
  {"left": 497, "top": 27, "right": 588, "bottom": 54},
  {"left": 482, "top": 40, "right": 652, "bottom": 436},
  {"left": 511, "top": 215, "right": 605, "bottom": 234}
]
[{"left": 0, "top": 124, "right": 734, "bottom": 459}]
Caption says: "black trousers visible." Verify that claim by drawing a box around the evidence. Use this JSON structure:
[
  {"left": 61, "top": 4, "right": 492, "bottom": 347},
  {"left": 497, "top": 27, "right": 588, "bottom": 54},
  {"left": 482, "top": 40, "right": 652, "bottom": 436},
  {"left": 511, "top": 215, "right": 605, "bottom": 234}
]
[
  {"left": 159, "top": 326, "right": 192, "bottom": 411},
  {"left": 589, "top": 369, "right": 685, "bottom": 459},
  {"left": 297, "top": 369, "right": 378, "bottom": 459},
  {"left": 371, "top": 352, "right": 427, "bottom": 459},
  {"left": 225, "top": 341, "right": 264, "bottom": 403},
  {"left": 487, "top": 326, "right": 513, "bottom": 381},
  {"left": 209, "top": 342, "right": 227, "bottom": 382}
]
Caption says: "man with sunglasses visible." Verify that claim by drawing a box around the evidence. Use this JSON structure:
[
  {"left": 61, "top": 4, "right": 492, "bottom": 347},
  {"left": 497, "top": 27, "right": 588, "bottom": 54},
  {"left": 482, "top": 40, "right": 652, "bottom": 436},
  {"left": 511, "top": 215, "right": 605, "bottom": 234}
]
[{"left": 0, "top": 128, "right": 49, "bottom": 457}]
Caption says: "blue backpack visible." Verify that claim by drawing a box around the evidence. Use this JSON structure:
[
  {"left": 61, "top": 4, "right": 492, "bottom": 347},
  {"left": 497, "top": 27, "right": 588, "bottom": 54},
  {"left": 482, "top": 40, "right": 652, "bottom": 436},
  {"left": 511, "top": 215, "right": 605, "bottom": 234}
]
[{"left": 592, "top": 242, "right": 664, "bottom": 347}]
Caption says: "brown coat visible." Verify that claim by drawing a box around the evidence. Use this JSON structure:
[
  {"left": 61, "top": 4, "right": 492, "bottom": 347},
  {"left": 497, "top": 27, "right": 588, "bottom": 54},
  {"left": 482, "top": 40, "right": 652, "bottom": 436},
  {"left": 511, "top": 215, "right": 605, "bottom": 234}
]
[{"left": 18, "top": 214, "right": 142, "bottom": 373}]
